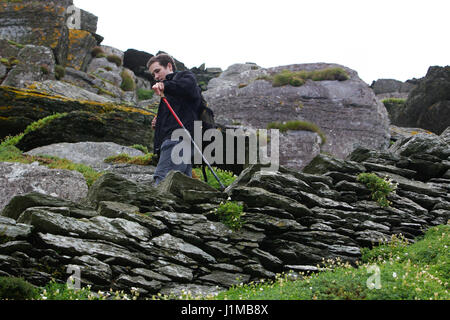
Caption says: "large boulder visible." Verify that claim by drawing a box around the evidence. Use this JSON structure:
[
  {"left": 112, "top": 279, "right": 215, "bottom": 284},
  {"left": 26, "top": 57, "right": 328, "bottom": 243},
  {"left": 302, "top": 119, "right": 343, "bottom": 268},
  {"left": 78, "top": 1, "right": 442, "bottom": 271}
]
[
  {"left": 390, "top": 66, "right": 450, "bottom": 135},
  {"left": 371, "top": 78, "right": 417, "bottom": 100},
  {"left": 0, "top": 0, "right": 72, "bottom": 65},
  {"left": 2, "top": 45, "right": 56, "bottom": 88},
  {"left": 123, "top": 49, "right": 153, "bottom": 82},
  {"left": 203, "top": 63, "right": 391, "bottom": 171},
  {"left": 66, "top": 29, "right": 97, "bottom": 71},
  {"left": 0, "top": 162, "right": 88, "bottom": 212},
  {"left": 25, "top": 142, "right": 157, "bottom": 184},
  {"left": 0, "top": 86, "right": 154, "bottom": 151}
]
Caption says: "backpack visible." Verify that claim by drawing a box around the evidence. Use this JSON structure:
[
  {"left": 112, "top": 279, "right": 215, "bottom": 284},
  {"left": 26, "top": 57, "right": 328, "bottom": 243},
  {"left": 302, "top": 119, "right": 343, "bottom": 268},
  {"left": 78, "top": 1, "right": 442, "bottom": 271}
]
[
  {"left": 195, "top": 86, "right": 220, "bottom": 183},
  {"left": 195, "top": 86, "right": 216, "bottom": 130}
]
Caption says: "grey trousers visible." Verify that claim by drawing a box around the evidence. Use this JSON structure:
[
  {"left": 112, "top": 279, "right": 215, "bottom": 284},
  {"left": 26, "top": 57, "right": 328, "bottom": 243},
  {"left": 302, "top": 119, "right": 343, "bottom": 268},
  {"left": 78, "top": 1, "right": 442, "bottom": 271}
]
[{"left": 153, "top": 139, "right": 192, "bottom": 185}]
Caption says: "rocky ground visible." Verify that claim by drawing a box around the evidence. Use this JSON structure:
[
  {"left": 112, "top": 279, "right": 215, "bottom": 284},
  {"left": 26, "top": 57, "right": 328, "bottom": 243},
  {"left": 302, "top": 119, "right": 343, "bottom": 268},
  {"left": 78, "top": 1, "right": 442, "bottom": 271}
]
[{"left": 1, "top": 129, "right": 448, "bottom": 298}]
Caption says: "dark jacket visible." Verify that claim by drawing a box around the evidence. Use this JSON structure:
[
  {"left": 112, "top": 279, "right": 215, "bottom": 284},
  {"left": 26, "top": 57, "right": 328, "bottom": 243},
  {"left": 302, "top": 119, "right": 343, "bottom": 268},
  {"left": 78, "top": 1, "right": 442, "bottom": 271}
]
[{"left": 153, "top": 70, "right": 202, "bottom": 155}]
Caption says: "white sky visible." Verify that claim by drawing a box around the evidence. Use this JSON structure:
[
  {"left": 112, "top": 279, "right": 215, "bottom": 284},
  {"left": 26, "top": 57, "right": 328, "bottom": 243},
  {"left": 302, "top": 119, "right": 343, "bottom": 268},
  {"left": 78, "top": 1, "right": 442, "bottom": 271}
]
[{"left": 74, "top": 0, "right": 449, "bottom": 85}]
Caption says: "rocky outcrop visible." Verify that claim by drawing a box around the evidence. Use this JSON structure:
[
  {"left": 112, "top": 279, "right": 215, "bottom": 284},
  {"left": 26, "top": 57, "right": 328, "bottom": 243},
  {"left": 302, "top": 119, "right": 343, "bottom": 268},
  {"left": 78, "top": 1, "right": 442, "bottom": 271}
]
[
  {"left": 389, "top": 66, "right": 450, "bottom": 135},
  {"left": 0, "top": 0, "right": 101, "bottom": 69},
  {"left": 0, "top": 86, "right": 154, "bottom": 151},
  {"left": 25, "top": 142, "right": 157, "bottom": 183},
  {"left": 0, "top": 162, "right": 88, "bottom": 212},
  {"left": 0, "top": 129, "right": 448, "bottom": 298},
  {"left": 0, "top": 0, "right": 72, "bottom": 65},
  {"left": 203, "top": 63, "right": 391, "bottom": 171},
  {"left": 371, "top": 78, "right": 417, "bottom": 100},
  {"left": 2, "top": 45, "right": 56, "bottom": 88}
]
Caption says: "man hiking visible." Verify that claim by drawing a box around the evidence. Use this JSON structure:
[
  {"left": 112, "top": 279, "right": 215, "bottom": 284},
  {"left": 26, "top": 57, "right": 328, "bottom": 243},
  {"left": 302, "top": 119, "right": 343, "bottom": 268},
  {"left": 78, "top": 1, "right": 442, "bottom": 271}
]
[{"left": 148, "top": 53, "right": 201, "bottom": 185}]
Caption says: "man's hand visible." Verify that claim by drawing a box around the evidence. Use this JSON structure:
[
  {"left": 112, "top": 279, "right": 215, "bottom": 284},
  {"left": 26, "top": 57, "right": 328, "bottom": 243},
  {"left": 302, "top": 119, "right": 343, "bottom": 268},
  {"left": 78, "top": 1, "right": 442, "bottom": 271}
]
[
  {"left": 152, "top": 82, "right": 165, "bottom": 97},
  {"left": 151, "top": 116, "right": 157, "bottom": 129}
]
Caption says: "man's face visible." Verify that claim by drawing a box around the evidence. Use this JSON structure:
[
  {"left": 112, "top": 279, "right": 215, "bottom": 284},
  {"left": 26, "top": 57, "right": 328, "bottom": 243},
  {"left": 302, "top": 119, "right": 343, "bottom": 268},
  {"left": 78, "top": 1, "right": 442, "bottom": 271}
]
[{"left": 149, "top": 62, "right": 173, "bottom": 82}]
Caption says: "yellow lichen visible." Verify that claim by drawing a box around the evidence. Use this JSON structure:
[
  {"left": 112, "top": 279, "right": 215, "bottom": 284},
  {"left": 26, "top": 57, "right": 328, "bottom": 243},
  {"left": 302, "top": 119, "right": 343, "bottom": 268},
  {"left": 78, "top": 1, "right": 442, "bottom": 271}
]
[{"left": 0, "top": 86, "right": 153, "bottom": 117}]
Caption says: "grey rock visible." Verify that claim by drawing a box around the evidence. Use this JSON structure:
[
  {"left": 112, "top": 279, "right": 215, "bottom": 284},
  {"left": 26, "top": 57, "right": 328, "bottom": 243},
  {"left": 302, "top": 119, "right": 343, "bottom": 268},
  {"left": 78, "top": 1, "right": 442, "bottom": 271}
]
[
  {"left": 115, "top": 274, "right": 161, "bottom": 293},
  {"left": 18, "top": 208, "right": 135, "bottom": 246},
  {"left": 204, "top": 62, "right": 390, "bottom": 170},
  {"left": 390, "top": 132, "right": 450, "bottom": 160},
  {"left": 303, "top": 153, "right": 366, "bottom": 175},
  {"left": 1, "top": 192, "right": 95, "bottom": 221},
  {"left": 2, "top": 45, "right": 55, "bottom": 88},
  {"left": 244, "top": 212, "right": 307, "bottom": 233},
  {"left": 230, "top": 186, "right": 312, "bottom": 218},
  {"left": 0, "top": 162, "right": 88, "bottom": 212},
  {"left": 251, "top": 248, "right": 283, "bottom": 270},
  {"left": 157, "top": 170, "right": 220, "bottom": 198},
  {"left": 0, "top": 63, "right": 7, "bottom": 79},
  {"left": 26, "top": 142, "right": 144, "bottom": 171},
  {"left": 29, "top": 80, "right": 113, "bottom": 103},
  {"left": 37, "top": 233, "right": 145, "bottom": 267},
  {"left": 151, "top": 233, "right": 216, "bottom": 264},
  {"left": 355, "top": 230, "right": 390, "bottom": 246},
  {"left": 131, "top": 268, "right": 172, "bottom": 282},
  {"left": 90, "top": 215, "right": 151, "bottom": 242},
  {"left": 203, "top": 241, "right": 246, "bottom": 259},
  {"left": 0, "top": 241, "right": 32, "bottom": 255},
  {"left": 199, "top": 270, "right": 250, "bottom": 287},
  {"left": 97, "top": 202, "right": 168, "bottom": 234},
  {"left": 156, "top": 263, "right": 194, "bottom": 282},
  {"left": 0, "top": 220, "right": 33, "bottom": 239}
]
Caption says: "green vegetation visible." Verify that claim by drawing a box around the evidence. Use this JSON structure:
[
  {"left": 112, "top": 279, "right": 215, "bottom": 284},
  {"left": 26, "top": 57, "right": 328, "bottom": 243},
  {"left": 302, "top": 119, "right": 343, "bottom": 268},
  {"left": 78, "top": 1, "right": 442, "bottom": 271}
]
[
  {"left": 54, "top": 65, "right": 65, "bottom": 80},
  {"left": 104, "top": 153, "right": 155, "bottom": 166},
  {"left": 0, "top": 114, "right": 102, "bottom": 187},
  {"left": 214, "top": 200, "right": 245, "bottom": 231},
  {"left": 37, "top": 279, "right": 139, "bottom": 300},
  {"left": 137, "top": 88, "right": 154, "bottom": 101},
  {"left": 107, "top": 54, "right": 122, "bottom": 67},
  {"left": 0, "top": 144, "right": 102, "bottom": 187},
  {"left": 120, "top": 70, "right": 136, "bottom": 92},
  {"left": 192, "top": 167, "right": 237, "bottom": 190},
  {"left": 6, "top": 39, "right": 24, "bottom": 49},
  {"left": 0, "top": 57, "right": 20, "bottom": 68},
  {"left": 0, "top": 277, "right": 38, "bottom": 300},
  {"left": 214, "top": 223, "right": 449, "bottom": 300},
  {"left": 130, "top": 144, "right": 150, "bottom": 154},
  {"left": 267, "top": 120, "right": 326, "bottom": 145},
  {"left": 357, "top": 173, "right": 398, "bottom": 207},
  {"left": 40, "top": 64, "right": 50, "bottom": 75},
  {"left": 91, "top": 46, "right": 105, "bottom": 58},
  {"left": 0, "top": 113, "right": 68, "bottom": 148},
  {"left": 257, "top": 67, "right": 349, "bottom": 88},
  {"left": 382, "top": 98, "right": 406, "bottom": 110}
]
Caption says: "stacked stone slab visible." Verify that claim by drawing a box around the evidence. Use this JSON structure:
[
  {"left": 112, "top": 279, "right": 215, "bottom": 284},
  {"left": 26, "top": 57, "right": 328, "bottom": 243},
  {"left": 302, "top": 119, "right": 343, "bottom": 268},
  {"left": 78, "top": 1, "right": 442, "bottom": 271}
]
[{"left": 1, "top": 129, "right": 448, "bottom": 298}]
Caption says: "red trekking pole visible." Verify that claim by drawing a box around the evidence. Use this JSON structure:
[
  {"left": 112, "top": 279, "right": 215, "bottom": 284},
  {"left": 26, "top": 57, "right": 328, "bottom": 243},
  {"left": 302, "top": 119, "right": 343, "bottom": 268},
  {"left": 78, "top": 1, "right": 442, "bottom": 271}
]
[{"left": 160, "top": 95, "right": 226, "bottom": 191}]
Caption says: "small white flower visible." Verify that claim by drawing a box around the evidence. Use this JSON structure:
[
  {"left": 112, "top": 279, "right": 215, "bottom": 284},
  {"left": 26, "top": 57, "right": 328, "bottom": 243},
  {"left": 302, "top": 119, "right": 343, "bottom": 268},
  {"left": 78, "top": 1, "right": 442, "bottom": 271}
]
[{"left": 393, "top": 272, "right": 397, "bottom": 278}]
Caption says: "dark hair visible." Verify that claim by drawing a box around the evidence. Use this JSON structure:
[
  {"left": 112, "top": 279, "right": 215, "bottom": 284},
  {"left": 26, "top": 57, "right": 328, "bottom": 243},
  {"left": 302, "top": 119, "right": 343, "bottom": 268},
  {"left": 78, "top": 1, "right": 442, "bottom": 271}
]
[{"left": 146, "top": 53, "right": 176, "bottom": 71}]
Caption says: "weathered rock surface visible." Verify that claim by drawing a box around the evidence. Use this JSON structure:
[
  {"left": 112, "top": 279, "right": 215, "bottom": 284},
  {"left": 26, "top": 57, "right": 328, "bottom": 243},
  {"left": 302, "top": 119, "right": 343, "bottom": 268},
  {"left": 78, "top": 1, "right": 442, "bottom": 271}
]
[
  {"left": 371, "top": 78, "right": 417, "bottom": 100},
  {"left": 203, "top": 63, "right": 390, "bottom": 171},
  {"left": 0, "top": 86, "right": 154, "bottom": 151},
  {"left": 2, "top": 45, "right": 56, "bottom": 88},
  {"left": 389, "top": 66, "right": 450, "bottom": 135},
  {"left": 0, "top": 0, "right": 72, "bottom": 65},
  {"left": 0, "top": 128, "right": 448, "bottom": 298},
  {"left": 0, "top": 162, "right": 88, "bottom": 212},
  {"left": 25, "top": 141, "right": 157, "bottom": 184}
]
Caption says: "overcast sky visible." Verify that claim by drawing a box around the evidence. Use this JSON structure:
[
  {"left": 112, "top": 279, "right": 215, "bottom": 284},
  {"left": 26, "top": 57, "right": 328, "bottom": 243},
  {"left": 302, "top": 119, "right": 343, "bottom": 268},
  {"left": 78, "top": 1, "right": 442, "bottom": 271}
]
[{"left": 74, "top": 0, "right": 449, "bottom": 85}]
